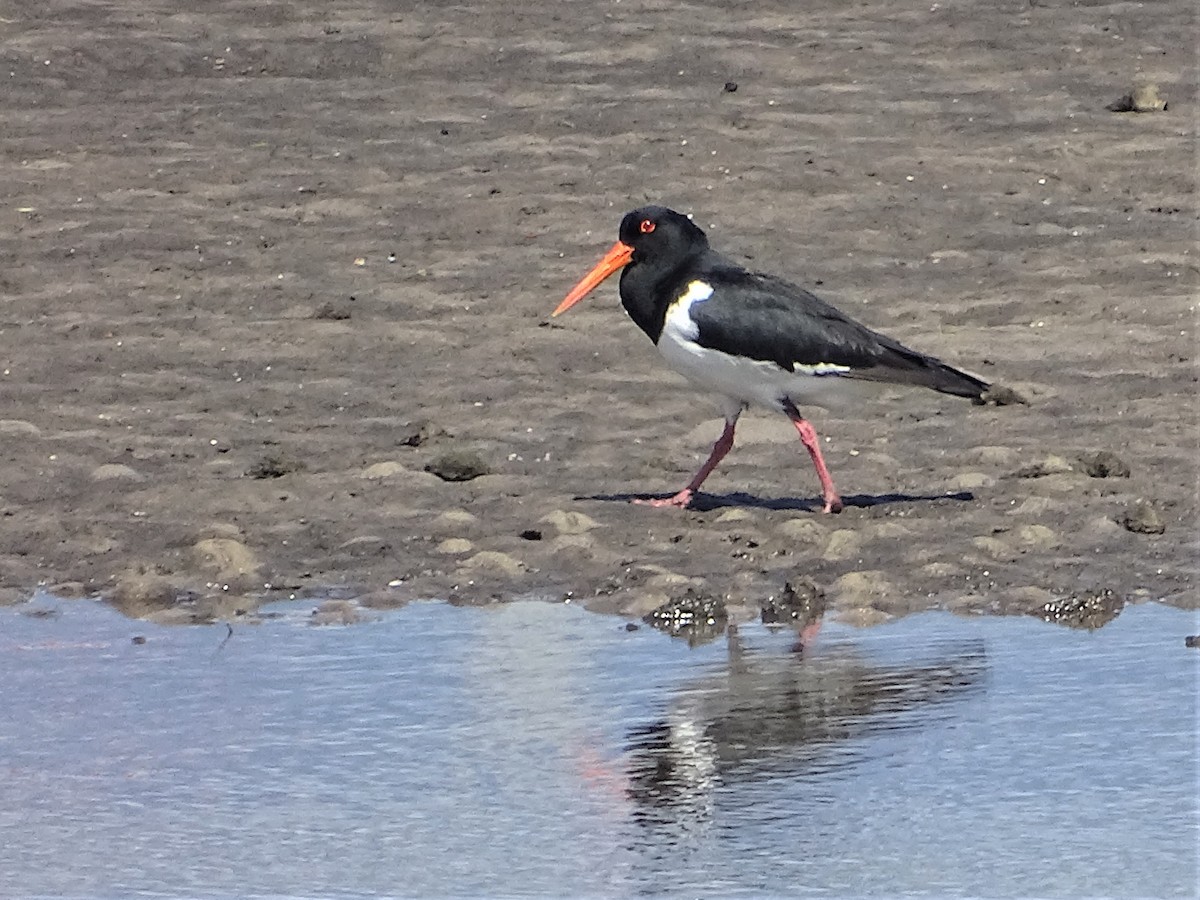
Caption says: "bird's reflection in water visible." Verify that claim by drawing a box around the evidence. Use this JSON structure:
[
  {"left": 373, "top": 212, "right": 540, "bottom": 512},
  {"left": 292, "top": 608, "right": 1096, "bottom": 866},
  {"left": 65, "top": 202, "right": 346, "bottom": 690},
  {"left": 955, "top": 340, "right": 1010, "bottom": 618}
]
[{"left": 624, "top": 624, "right": 986, "bottom": 839}]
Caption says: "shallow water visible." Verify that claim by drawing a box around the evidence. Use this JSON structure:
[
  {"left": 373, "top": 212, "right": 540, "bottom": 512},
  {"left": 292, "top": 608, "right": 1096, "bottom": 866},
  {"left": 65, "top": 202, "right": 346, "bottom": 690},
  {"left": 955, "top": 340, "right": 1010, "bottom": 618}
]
[{"left": 1, "top": 597, "right": 1196, "bottom": 899}]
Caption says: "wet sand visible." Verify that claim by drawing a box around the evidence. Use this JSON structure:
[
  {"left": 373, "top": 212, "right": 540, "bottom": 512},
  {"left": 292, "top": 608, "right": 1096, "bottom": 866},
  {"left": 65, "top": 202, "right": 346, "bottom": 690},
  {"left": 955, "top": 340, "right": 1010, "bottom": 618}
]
[{"left": 1, "top": 0, "right": 1195, "bottom": 625}]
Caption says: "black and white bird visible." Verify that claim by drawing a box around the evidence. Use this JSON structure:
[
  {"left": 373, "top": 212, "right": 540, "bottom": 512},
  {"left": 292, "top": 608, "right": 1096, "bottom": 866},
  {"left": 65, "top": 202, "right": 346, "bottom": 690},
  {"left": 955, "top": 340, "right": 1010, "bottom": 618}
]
[{"left": 552, "top": 206, "right": 990, "bottom": 513}]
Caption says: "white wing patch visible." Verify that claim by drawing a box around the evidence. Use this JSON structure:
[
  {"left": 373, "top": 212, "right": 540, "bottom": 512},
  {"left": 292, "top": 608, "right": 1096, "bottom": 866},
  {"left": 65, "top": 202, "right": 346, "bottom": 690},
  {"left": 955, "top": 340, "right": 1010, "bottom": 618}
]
[
  {"left": 661, "top": 280, "right": 713, "bottom": 342},
  {"left": 657, "top": 279, "right": 869, "bottom": 412},
  {"left": 793, "top": 362, "right": 851, "bottom": 376}
]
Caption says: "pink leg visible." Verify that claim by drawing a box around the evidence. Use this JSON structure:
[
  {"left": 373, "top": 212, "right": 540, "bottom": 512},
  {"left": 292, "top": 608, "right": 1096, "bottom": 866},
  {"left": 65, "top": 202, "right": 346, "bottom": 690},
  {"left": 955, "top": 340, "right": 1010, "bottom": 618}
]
[
  {"left": 783, "top": 403, "right": 843, "bottom": 514},
  {"left": 798, "top": 618, "right": 823, "bottom": 648},
  {"left": 633, "top": 417, "right": 737, "bottom": 509},
  {"left": 790, "top": 619, "right": 824, "bottom": 654}
]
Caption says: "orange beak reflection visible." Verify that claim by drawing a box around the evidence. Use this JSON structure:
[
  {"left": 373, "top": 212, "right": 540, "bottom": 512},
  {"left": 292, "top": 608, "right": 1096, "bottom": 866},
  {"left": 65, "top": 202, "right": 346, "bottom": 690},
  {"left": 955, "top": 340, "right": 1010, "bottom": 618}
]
[{"left": 552, "top": 240, "right": 634, "bottom": 317}]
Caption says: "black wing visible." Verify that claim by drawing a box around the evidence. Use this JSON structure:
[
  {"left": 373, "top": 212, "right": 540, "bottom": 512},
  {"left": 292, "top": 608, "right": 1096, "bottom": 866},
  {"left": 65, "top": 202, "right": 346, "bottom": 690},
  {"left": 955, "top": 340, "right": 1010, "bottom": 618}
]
[{"left": 686, "top": 264, "right": 989, "bottom": 399}]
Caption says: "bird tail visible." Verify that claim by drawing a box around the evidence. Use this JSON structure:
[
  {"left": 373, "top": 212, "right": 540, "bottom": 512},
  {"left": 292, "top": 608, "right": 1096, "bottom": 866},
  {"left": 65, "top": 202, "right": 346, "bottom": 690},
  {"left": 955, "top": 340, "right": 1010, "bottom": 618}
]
[
  {"left": 919, "top": 358, "right": 990, "bottom": 399},
  {"left": 852, "top": 338, "right": 991, "bottom": 399}
]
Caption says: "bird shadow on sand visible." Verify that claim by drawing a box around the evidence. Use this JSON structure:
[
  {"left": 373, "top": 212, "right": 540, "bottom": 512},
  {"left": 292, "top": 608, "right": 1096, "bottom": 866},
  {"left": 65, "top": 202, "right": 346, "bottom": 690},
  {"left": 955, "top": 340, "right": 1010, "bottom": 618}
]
[{"left": 582, "top": 490, "right": 976, "bottom": 513}]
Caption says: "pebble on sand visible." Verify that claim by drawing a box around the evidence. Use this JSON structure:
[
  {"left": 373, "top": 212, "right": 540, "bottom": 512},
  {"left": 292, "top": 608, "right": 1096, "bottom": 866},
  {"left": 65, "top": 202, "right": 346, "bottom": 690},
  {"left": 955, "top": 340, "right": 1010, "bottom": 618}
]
[
  {"left": 1119, "top": 500, "right": 1166, "bottom": 534},
  {"left": 424, "top": 449, "right": 491, "bottom": 482},
  {"left": 398, "top": 419, "right": 442, "bottom": 448},
  {"left": 1106, "top": 82, "right": 1168, "bottom": 112},
  {"left": 1074, "top": 450, "right": 1131, "bottom": 479},
  {"left": 245, "top": 454, "right": 304, "bottom": 479}
]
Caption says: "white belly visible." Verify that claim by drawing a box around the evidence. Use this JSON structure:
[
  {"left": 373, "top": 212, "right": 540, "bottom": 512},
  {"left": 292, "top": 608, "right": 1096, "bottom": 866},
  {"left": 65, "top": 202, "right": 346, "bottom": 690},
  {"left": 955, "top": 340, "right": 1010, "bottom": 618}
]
[{"left": 656, "top": 282, "right": 869, "bottom": 414}]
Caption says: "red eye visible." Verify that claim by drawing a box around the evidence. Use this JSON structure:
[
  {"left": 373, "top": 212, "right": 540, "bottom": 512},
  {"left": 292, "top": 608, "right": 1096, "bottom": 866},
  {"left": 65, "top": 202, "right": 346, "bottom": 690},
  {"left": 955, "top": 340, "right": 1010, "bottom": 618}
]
[{"left": 639, "top": 219, "right": 656, "bottom": 234}]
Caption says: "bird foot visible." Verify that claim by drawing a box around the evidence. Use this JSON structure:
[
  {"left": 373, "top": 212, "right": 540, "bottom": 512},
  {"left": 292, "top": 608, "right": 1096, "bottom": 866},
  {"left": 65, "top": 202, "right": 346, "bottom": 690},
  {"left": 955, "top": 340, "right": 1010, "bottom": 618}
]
[
  {"left": 823, "top": 496, "right": 844, "bottom": 514},
  {"left": 631, "top": 489, "right": 694, "bottom": 509}
]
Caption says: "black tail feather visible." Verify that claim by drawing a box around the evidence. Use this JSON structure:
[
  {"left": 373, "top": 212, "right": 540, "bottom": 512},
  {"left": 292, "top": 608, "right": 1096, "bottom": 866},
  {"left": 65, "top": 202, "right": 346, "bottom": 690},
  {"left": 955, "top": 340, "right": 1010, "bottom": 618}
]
[
  {"left": 850, "top": 338, "right": 990, "bottom": 399},
  {"left": 923, "top": 358, "right": 990, "bottom": 399}
]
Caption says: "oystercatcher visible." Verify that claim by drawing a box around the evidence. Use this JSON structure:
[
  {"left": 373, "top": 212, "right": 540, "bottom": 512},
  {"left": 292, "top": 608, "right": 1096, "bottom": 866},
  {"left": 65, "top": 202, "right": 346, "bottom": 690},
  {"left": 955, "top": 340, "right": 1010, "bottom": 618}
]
[{"left": 552, "top": 206, "right": 989, "bottom": 513}]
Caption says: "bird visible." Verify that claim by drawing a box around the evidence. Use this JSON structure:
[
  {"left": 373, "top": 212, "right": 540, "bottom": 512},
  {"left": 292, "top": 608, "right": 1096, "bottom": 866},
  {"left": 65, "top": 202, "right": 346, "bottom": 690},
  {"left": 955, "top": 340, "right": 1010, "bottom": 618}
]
[{"left": 551, "top": 206, "right": 990, "bottom": 513}]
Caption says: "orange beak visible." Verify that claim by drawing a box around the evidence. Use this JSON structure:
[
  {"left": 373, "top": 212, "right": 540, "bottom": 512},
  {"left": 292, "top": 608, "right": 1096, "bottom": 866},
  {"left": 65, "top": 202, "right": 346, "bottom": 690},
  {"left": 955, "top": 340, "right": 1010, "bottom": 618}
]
[{"left": 552, "top": 240, "right": 634, "bottom": 317}]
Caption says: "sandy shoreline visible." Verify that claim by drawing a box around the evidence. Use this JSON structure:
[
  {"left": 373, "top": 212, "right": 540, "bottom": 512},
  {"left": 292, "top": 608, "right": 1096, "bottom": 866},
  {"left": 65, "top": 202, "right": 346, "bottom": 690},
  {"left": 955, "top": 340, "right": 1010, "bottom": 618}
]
[{"left": 1, "top": 0, "right": 1195, "bottom": 627}]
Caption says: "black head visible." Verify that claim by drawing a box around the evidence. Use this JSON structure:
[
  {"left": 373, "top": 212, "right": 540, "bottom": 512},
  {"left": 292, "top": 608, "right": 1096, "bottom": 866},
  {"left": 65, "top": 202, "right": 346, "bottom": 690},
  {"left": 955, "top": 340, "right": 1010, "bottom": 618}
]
[
  {"left": 553, "top": 205, "right": 710, "bottom": 317},
  {"left": 617, "top": 206, "right": 710, "bottom": 267}
]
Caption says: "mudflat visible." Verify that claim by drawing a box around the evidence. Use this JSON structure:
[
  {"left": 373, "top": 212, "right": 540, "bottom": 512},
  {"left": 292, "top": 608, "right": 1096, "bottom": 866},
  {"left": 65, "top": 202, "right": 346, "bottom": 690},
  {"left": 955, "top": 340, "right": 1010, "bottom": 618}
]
[{"left": 2, "top": 0, "right": 1195, "bottom": 626}]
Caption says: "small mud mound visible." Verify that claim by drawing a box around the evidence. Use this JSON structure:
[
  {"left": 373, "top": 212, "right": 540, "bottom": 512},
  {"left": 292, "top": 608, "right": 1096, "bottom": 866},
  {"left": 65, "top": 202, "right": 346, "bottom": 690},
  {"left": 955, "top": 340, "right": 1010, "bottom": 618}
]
[
  {"left": 761, "top": 577, "right": 826, "bottom": 627},
  {"left": 644, "top": 588, "right": 728, "bottom": 646},
  {"left": 1035, "top": 589, "right": 1124, "bottom": 630}
]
